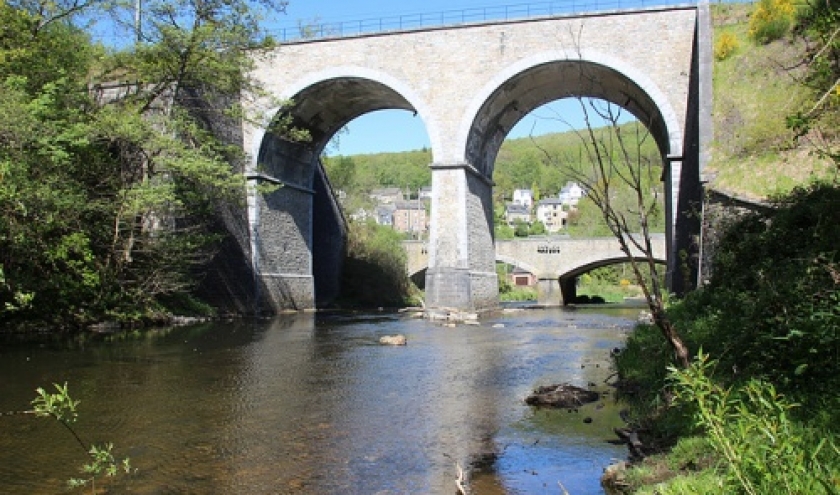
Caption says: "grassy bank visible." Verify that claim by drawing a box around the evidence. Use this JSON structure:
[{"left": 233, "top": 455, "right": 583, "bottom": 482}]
[
  {"left": 708, "top": 3, "right": 837, "bottom": 199},
  {"left": 607, "top": 182, "right": 840, "bottom": 493}
]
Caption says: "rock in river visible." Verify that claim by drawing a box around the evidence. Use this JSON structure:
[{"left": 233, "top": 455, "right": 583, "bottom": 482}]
[
  {"left": 379, "top": 334, "right": 407, "bottom": 346},
  {"left": 525, "top": 383, "right": 600, "bottom": 408}
]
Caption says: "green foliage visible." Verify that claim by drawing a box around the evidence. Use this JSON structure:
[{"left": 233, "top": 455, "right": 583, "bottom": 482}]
[
  {"left": 749, "top": 0, "right": 795, "bottom": 44},
  {"left": 710, "top": 3, "right": 826, "bottom": 197},
  {"left": 494, "top": 223, "right": 515, "bottom": 240},
  {"left": 339, "top": 220, "right": 415, "bottom": 307},
  {"left": 528, "top": 220, "right": 546, "bottom": 236},
  {"left": 324, "top": 155, "right": 357, "bottom": 192},
  {"left": 787, "top": 0, "right": 840, "bottom": 169},
  {"left": 576, "top": 264, "right": 652, "bottom": 302},
  {"left": 496, "top": 263, "right": 512, "bottom": 294},
  {"left": 669, "top": 352, "right": 840, "bottom": 495},
  {"left": 0, "top": 0, "right": 289, "bottom": 328},
  {"left": 28, "top": 383, "right": 132, "bottom": 492},
  {"left": 684, "top": 183, "right": 840, "bottom": 407},
  {"left": 513, "top": 219, "right": 530, "bottom": 237},
  {"left": 616, "top": 183, "right": 840, "bottom": 492},
  {"left": 326, "top": 147, "right": 432, "bottom": 193},
  {"left": 69, "top": 444, "right": 132, "bottom": 491},
  {"left": 31, "top": 382, "right": 79, "bottom": 423},
  {"left": 500, "top": 286, "right": 537, "bottom": 301}
]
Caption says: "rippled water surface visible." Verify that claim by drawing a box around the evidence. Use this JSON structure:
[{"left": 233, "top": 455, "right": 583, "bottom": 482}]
[{"left": 0, "top": 307, "right": 637, "bottom": 494}]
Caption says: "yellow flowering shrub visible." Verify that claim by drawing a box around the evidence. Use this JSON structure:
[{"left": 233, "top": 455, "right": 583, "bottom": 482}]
[
  {"left": 748, "top": 0, "right": 795, "bottom": 44},
  {"left": 714, "top": 32, "right": 739, "bottom": 61}
]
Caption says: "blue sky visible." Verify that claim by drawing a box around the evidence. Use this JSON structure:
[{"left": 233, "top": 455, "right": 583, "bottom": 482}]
[{"left": 322, "top": 102, "right": 593, "bottom": 156}]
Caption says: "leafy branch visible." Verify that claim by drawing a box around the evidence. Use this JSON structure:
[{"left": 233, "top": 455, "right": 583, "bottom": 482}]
[{"left": 5, "top": 383, "right": 133, "bottom": 492}]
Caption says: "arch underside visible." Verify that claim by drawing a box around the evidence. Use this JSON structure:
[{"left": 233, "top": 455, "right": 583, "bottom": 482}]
[
  {"left": 466, "top": 60, "right": 670, "bottom": 179},
  {"left": 559, "top": 256, "right": 667, "bottom": 281},
  {"left": 280, "top": 77, "right": 415, "bottom": 157}
]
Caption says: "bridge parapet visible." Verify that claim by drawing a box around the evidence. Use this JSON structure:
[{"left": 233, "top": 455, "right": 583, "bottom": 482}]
[{"left": 271, "top": 0, "right": 700, "bottom": 42}]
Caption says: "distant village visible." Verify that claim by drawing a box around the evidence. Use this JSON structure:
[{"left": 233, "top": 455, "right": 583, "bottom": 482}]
[{"left": 346, "top": 181, "right": 585, "bottom": 237}]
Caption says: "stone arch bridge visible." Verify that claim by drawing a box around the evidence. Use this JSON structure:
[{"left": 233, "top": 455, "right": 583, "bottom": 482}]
[
  {"left": 230, "top": 3, "right": 711, "bottom": 313},
  {"left": 404, "top": 236, "right": 667, "bottom": 305}
]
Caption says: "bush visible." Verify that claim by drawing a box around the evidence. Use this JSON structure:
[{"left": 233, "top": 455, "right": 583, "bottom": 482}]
[
  {"left": 669, "top": 353, "right": 840, "bottom": 495},
  {"left": 339, "top": 220, "right": 414, "bottom": 307},
  {"left": 748, "top": 0, "right": 795, "bottom": 44},
  {"left": 616, "top": 182, "right": 840, "bottom": 432},
  {"left": 692, "top": 183, "right": 840, "bottom": 409},
  {"left": 714, "top": 31, "right": 739, "bottom": 61}
]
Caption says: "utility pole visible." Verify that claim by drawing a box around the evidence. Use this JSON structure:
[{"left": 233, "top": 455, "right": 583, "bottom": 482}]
[{"left": 134, "top": 0, "right": 142, "bottom": 42}]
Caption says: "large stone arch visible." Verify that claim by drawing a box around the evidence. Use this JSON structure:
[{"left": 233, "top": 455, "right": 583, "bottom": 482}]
[
  {"left": 423, "top": 53, "right": 685, "bottom": 314},
  {"left": 457, "top": 49, "right": 683, "bottom": 178},
  {"left": 250, "top": 69, "right": 434, "bottom": 312}
]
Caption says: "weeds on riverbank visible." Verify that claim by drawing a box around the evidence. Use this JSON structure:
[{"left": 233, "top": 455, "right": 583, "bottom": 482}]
[{"left": 609, "top": 182, "right": 840, "bottom": 493}]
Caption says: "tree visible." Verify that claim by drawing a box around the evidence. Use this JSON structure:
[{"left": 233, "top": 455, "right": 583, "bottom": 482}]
[
  {"left": 0, "top": 0, "right": 298, "bottom": 326},
  {"left": 513, "top": 219, "right": 530, "bottom": 238},
  {"left": 324, "top": 155, "right": 357, "bottom": 192},
  {"left": 534, "top": 96, "right": 689, "bottom": 368},
  {"left": 529, "top": 220, "right": 547, "bottom": 236}
]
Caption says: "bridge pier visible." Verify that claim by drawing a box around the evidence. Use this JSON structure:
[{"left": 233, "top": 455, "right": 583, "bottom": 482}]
[
  {"left": 536, "top": 278, "right": 562, "bottom": 306},
  {"left": 537, "top": 277, "right": 577, "bottom": 306},
  {"left": 425, "top": 163, "right": 499, "bottom": 312},
  {"left": 250, "top": 136, "right": 320, "bottom": 312}
]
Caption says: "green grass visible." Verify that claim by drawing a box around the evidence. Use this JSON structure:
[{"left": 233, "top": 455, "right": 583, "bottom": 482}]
[
  {"left": 708, "top": 4, "right": 836, "bottom": 199},
  {"left": 499, "top": 286, "right": 537, "bottom": 301}
]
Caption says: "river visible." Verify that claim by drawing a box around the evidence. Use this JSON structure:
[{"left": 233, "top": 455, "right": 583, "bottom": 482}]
[{"left": 0, "top": 306, "right": 638, "bottom": 494}]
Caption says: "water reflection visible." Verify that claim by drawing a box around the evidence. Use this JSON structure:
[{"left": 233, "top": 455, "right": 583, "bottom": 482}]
[{"left": 0, "top": 308, "right": 635, "bottom": 494}]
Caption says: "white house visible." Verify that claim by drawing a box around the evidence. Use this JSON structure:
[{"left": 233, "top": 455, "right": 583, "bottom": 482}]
[
  {"left": 512, "top": 189, "right": 533, "bottom": 209},
  {"left": 559, "top": 181, "right": 585, "bottom": 206}
]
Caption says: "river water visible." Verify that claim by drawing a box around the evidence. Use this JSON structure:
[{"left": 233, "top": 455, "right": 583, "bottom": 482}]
[{"left": 0, "top": 307, "right": 637, "bottom": 494}]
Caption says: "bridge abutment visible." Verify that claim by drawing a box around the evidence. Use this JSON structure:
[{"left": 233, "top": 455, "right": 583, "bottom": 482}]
[{"left": 425, "top": 163, "right": 499, "bottom": 312}]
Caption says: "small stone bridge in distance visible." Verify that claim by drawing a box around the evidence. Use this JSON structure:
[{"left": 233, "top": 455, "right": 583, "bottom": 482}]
[{"left": 403, "top": 235, "right": 666, "bottom": 305}]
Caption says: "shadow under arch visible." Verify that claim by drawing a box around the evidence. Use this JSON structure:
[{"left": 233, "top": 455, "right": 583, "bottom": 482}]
[
  {"left": 457, "top": 50, "right": 683, "bottom": 179},
  {"left": 557, "top": 256, "right": 667, "bottom": 306},
  {"left": 252, "top": 71, "right": 434, "bottom": 311}
]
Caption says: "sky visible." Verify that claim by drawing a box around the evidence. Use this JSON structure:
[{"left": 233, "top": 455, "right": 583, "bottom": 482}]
[{"left": 322, "top": 101, "right": 600, "bottom": 156}]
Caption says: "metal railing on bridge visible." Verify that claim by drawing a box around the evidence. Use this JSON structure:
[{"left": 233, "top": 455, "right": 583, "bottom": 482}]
[{"left": 272, "top": 0, "right": 706, "bottom": 42}]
